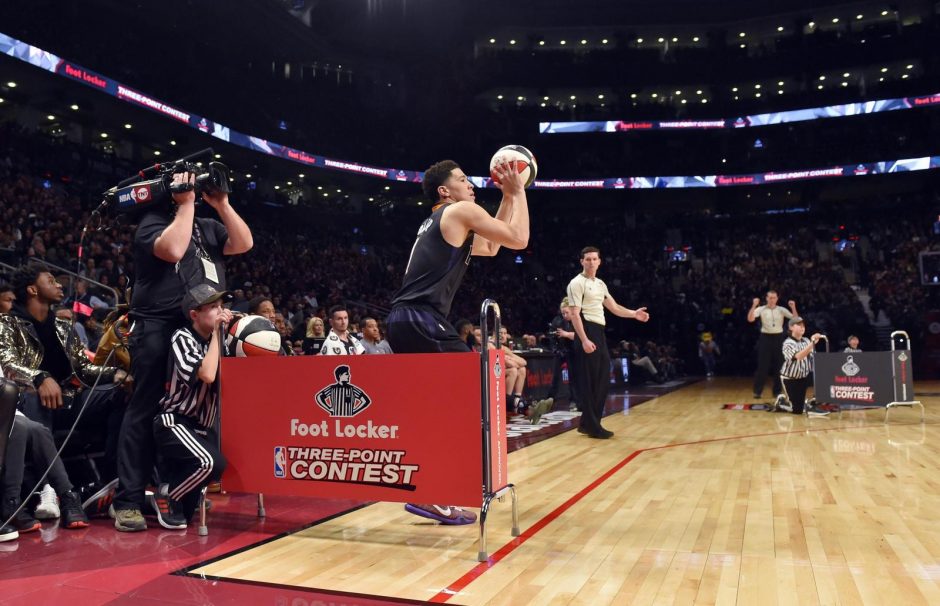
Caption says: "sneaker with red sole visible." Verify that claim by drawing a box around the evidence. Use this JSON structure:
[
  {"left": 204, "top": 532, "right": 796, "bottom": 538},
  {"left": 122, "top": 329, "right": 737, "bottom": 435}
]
[
  {"left": 59, "top": 491, "right": 90, "bottom": 529},
  {"left": 404, "top": 504, "right": 477, "bottom": 525},
  {"left": 2, "top": 497, "right": 41, "bottom": 533}
]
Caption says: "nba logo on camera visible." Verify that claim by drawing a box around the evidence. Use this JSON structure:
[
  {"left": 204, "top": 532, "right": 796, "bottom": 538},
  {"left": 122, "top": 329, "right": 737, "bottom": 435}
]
[{"left": 274, "top": 446, "right": 287, "bottom": 478}]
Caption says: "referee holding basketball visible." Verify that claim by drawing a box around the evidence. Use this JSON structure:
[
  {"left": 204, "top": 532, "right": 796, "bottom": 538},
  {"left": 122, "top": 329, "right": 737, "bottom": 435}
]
[{"left": 566, "top": 246, "right": 649, "bottom": 439}]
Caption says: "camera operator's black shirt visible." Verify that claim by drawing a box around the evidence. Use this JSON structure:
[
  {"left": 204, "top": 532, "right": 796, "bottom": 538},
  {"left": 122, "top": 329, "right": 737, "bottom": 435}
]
[{"left": 131, "top": 209, "right": 228, "bottom": 321}]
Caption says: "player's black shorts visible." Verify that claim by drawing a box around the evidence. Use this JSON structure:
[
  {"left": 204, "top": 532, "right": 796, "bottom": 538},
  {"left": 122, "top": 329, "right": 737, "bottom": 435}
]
[{"left": 386, "top": 305, "right": 470, "bottom": 354}]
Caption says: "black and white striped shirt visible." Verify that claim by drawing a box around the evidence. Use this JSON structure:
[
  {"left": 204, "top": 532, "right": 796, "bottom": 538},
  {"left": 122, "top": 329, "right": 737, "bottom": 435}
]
[
  {"left": 780, "top": 336, "right": 813, "bottom": 379},
  {"left": 159, "top": 327, "right": 219, "bottom": 428}
]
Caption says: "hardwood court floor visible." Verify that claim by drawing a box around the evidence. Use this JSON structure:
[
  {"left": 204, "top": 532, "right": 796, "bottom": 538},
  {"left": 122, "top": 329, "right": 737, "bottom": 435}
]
[{"left": 189, "top": 378, "right": 940, "bottom": 605}]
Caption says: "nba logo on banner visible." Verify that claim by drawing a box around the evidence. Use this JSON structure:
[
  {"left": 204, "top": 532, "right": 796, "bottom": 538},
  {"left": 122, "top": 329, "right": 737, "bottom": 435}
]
[{"left": 274, "top": 446, "right": 287, "bottom": 478}]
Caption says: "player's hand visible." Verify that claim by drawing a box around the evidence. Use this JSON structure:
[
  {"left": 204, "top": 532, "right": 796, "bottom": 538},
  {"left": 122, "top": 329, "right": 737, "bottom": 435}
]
[
  {"left": 171, "top": 172, "right": 196, "bottom": 206},
  {"left": 492, "top": 159, "right": 524, "bottom": 195},
  {"left": 752, "top": 297, "right": 760, "bottom": 308},
  {"left": 582, "top": 339, "right": 597, "bottom": 354},
  {"left": 38, "top": 377, "right": 63, "bottom": 409},
  {"left": 633, "top": 307, "right": 650, "bottom": 322}
]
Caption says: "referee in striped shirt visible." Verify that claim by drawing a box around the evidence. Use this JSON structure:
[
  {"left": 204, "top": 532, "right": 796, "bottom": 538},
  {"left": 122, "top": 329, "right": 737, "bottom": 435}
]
[
  {"left": 772, "top": 316, "right": 827, "bottom": 417},
  {"left": 151, "top": 284, "right": 231, "bottom": 529}
]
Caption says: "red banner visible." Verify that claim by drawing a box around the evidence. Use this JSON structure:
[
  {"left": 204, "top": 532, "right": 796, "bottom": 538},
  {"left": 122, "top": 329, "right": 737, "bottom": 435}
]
[{"left": 220, "top": 353, "right": 487, "bottom": 506}]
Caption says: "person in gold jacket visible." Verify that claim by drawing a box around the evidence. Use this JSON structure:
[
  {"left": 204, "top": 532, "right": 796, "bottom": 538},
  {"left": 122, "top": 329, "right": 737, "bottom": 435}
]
[{"left": 0, "top": 264, "right": 130, "bottom": 484}]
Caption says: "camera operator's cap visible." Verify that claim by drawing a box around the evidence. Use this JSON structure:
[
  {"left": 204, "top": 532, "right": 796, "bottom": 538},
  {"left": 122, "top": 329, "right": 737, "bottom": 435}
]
[
  {"left": 788, "top": 316, "right": 805, "bottom": 328},
  {"left": 182, "top": 283, "right": 231, "bottom": 313}
]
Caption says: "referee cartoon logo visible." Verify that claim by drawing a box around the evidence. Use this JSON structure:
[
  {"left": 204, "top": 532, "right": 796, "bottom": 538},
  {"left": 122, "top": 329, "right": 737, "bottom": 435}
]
[{"left": 315, "top": 365, "right": 373, "bottom": 417}]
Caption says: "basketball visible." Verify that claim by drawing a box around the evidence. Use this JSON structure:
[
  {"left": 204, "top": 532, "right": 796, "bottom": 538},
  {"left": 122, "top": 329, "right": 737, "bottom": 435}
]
[
  {"left": 489, "top": 144, "right": 538, "bottom": 188},
  {"left": 226, "top": 314, "right": 281, "bottom": 357}
]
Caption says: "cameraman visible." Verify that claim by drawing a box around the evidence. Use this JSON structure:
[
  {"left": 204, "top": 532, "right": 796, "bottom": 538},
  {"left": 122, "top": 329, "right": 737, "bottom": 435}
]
[{"left": 112, "top": 170, "right": 252, "bottom": 532}]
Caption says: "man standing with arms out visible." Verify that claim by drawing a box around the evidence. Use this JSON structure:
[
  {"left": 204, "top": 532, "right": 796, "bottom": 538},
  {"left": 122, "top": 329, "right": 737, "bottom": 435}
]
[
  {"left": 112, "top": 171, "right": 252, "bottom": 532},
  {"left": 360, "top": 317, "right": 392, "bottom": 354},
  {"left": 566, "top": 247, "right": 650, "bottom": 439},
  {"left": 747, "top": 291, "right": 799, "bottom": 400},
  {"left": 386, "top": 158, "right": 528, "bottom": 524}
]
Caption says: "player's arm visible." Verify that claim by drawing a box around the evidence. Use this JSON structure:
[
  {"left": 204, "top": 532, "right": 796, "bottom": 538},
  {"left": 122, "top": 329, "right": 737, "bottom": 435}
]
[{"left": 467, "top": 160, "right": 528, "bottom": 256}]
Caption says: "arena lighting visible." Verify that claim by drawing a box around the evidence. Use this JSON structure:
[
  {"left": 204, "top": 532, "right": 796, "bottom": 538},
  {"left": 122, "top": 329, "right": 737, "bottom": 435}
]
[
  {"left": 754, "top": 84, "right": 761, "bottom": 89},
  {"left": 881, "top": 10, "right": 889, "bottom": 15},
  {"left": 636, "top": 37, "right": 643, "bottom": 43},
  {"left": 245, "top": 173, "right": 251, "bottom": 178},
  {"left": 907, "top": 64, "right": 914, "bottom": 69},
  {"left": 581, "top": 39, "right": 587, "bottom": 44},
  {"left": 843, "top": 72, "right": 850, "bottom": 77},
  {"left": 170, "top": 140, "right": 177, "bottom": 145},
  {"left": 274, "top": 185, "right": 280, "bottom": 190},
  {"left": 881, "top": 67, "right": 888, "bottom": 72},
  {"left": 560, "top": 40, "right": 566, "bottom": 45},
  {"left": 124, "top": 123, "right": 132, "bottom": 129},
  {"left": 488, "top": 38, "right": 495, "bottom": 43},
  {"left": 46, "top": 114, "right": 55, "bottom": 120},
  {"left": 5, "top": 81, "right": 15, "bottom": 87},
  {"left": 69, "top": 104, "right": 78, "bottom": 110},
  {"left": 496, "top": 94, "right": 503, "bottom": 100},
  {"left": 298, "top": 173, "right": 304, "bottom": 178},
  {"left": 509, "top": 39, "right": 516, "bottom": 45},
  {"left": 808, "top": 21, "right": 816, "bottom": 27},
  {"left": 4, "top": 31, "right": 936, "bottom": 192},
  {"left": 671, "top": 37, "right": 677, "bottom": 42},
  {"left": 777, "top": 26, "right": 784, "bottom": 32},
  {"left": 538, "top": 40, "right": 545, "bottom": 46},
  {"left": 832, "top": 17, "right": 840, "bottom": 23},
  {"left": 214, "top": 153, "right": 221, "bottom": 159},
  {"left": 819, "top": 75, "right": 826, "bottom": 80},
  {"left": 657, "top": 37, "right": 664, "bottom": 42},
  {"left": 739, "top": 32, "right": 746, "bottom": 37},
  {"left": 601, "top": 39, "right": 608, "bottom": 44},
  {"left": 739, "top": 43, "right": 746, "bottom": 48},
  {"left": 732, "top": 87, "right": 738, "bottom": 92},
  {"left": 692, "top": 36, "right": 700, "bottom": 42},
  {"left": 154, "top": 150, "right": 161, "bottom": 156},
  {"left": 777, "top": 81, "right": 784, "bottom": 86}
]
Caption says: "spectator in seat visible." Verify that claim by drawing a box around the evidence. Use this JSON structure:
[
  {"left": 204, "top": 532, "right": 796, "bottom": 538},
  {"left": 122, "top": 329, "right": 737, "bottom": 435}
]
[{"left": 360, "top": 317, "right": 392, "bottom": 354}]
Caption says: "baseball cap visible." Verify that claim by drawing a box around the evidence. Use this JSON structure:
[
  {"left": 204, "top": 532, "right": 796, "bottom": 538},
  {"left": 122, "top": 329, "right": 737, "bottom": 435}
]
[
  {"left": 788, "top": 316, "right": 804, "bottom": 328},
  {"left": 182, "top": 283, "right": 231, "bottom": 314}
]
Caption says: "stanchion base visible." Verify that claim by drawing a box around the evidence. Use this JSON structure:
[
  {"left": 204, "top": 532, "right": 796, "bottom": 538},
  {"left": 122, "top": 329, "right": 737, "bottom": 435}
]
[
  {"left": 477, "top": 551, "right": 488, "bottom": 562},
  {"left": 198, "top": 525, "right": 208, "bottom": 536},
  {"left": 885, "top": 401, "right": 924, "bottom": 424},
  {"left": 511, "top": 526, "right": 520, "bottom": 537}
]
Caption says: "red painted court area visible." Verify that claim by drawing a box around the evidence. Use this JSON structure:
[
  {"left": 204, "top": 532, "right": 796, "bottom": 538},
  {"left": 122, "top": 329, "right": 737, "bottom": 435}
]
[{"left": 0, "top": 382, "right": 693, "bottom": 605}]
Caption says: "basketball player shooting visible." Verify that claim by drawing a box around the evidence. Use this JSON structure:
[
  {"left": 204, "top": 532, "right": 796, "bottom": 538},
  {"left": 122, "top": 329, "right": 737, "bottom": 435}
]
[{"left": 386, "top": 157, "right": 529, "bottom": 524}]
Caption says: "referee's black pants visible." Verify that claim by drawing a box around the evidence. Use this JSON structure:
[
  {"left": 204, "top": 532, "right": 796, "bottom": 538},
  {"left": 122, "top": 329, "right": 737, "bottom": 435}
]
[
  {"left": 781, "top": 375, "right": 812, "bottom": 414},
  {"left": 114, "top": 317, "right": 183, "bottom": 511},
  {"left": 573, "top": 320, "right": 610, "bottom": 434},
  {"left": 753, "top": 332, "right": 785, "bottom": 397}
]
